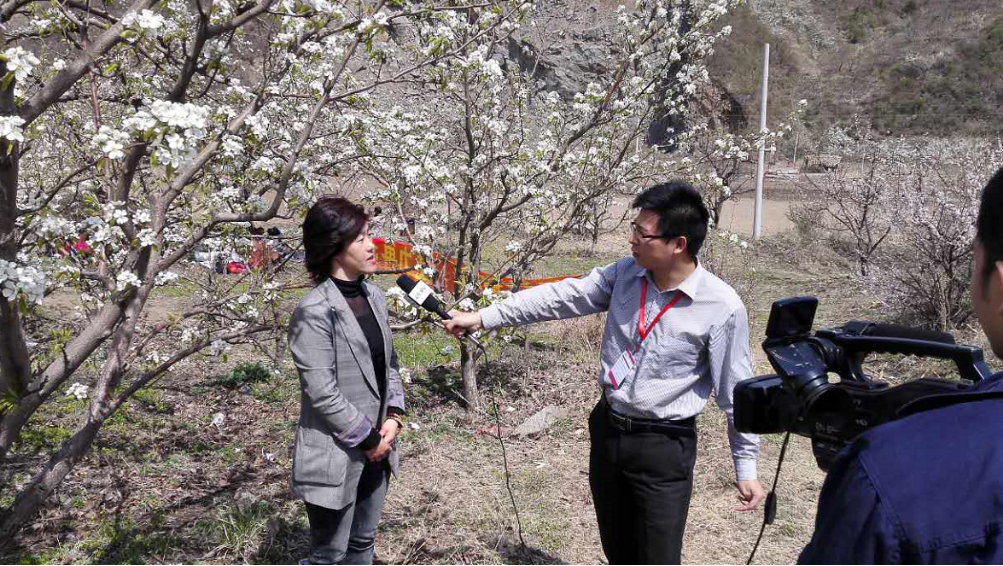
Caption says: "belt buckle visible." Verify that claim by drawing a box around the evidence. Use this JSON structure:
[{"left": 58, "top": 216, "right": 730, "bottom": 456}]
[{"left": 623, "top": 415, "right": 632, "bottom": 433}]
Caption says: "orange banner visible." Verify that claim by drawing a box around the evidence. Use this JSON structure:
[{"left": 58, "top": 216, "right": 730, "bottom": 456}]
[{"left": 373, "top": 237, "right": 578, "bottom": 294}]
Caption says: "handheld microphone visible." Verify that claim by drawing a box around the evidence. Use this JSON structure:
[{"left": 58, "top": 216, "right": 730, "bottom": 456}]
[
  {"left": 395, "top": 274, "right": 452, "bottom": 320},
  {"left": 395, "top": 274, "right": 485, "bottom": 351}
]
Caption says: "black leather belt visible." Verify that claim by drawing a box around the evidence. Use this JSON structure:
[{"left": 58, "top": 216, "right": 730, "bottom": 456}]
[{"left": 604, "top": 399, "right": 696, "bottom": 437}]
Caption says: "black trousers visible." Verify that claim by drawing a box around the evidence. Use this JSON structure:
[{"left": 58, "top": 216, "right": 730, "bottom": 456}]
[
  {"left": 303, "top": 462, "right": 390, "bottom": 565},
  {"left": 588, "top": 399, "right": 698, "bottom": 565}
]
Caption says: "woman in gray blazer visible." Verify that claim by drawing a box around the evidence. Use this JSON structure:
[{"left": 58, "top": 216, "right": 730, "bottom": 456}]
[{"left": 288, "top": 197, "right": 405, "bottom": 565}]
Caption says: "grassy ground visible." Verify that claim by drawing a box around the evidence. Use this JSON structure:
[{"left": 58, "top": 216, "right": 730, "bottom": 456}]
[{"left": 4, "top": 212, "right": 998, "bottom": 564}]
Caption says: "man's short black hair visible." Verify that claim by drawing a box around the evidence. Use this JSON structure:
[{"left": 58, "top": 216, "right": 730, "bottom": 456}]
[
  {"left": 978, "top": 167, "right": 1003, "bottom": 286},
  {"left": 632, "top": 180, "right": 709, "bottom": 257}
]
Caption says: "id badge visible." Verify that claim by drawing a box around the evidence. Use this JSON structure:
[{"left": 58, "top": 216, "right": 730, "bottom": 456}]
[{"left": 605, "top": 349, "right": 636, "bottom": 390}]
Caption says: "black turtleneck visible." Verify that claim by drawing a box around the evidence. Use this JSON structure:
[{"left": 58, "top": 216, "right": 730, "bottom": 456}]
[{"left": 332, "top": 277, "right": 397, "bottom": 451}]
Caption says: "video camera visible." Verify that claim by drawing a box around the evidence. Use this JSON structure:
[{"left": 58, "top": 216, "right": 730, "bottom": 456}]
[{"left": 734, "top": 297, "right": 995, "bottom": 471}]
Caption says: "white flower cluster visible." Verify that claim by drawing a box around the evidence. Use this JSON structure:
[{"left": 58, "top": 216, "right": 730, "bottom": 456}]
[
  {"left": 38, "top": 215, "right": 76, "bottom": 238},
  {"left": 116, "top": 270, "right": 141, "bottom": 291},
  {"left": 457, "top": 45, "right": 503, "bottom": 81},
  {"left": 262, "top": 282, "right": 281, "bottom": 301},
  {"left": 93, "top": 126, "right": 131, "bottom": 160},
  {"left": 386, "top": 286, "right": 419, "bottom": 320},
  {"left": 358, "top": 11, "right": 389, "bottom": 35},
  {"left": 89, "top": 100, "right": 211, "bottom": 167},
  {"left": 180, "top": 325, "right": 202, "bottom": 344},
  {"left": 3, "top": 46, "right": 40, "bottom": 83},
  {"left": 155, "top": 270, "right": 179, "bottom": 286},
  {"left": 0, "top": 115, "right": 26, "bottom": 143},
  {"left": 0, "top": 259, "right": 46, "bottom": 304},
  {"left": 148, "top": 100, "right": 209, "bottom": 133},
  {"left": 65, "top": 382, "right": 89, "bottom": 400},
  {"left": 118, "top": 100, "right": 212, "bottom": 169},
  {"left": 121, "top": 9, "right": 166, "bottom": 34},
  {"left": 479, "top": 286, "right": 511, "bottom": 306},
  {"left": 137, "top": 229, "right": 157, "bottom": 247},
  {"left": 210, "top": 339, "right": 231, "bottom": 357},
  {"left": 245, "top": 114, "right": 269, "bottom": 138},
  {"left": 717, "top": 230, "right": 749, "bottom": 249}
]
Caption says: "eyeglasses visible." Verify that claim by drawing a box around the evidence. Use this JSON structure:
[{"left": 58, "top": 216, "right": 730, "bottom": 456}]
[{"left": 630, "top": 221, "right": 676, "bottom": 241}]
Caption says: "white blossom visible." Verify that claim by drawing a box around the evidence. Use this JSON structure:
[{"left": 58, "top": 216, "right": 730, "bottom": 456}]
[
  {"left": 155, "top": 271, "right": 179, "bottom": 286},
  {"left": 3, "top": 47, "right": 40, "bottom": 83},
  {"left": 210, "top": 339, "right": 230, "bottom": 357},
  {"left": 122, "top": 9, "right": 166, "bottom": 35},
  {"left": 93, "top": 126, "right": 131, "bottom": 160},
  {"left": 0, "top": 259, "right": 46, "bottom": 304},
  {"left": 137, "top": 229, "right": 157, "bottom": 247},
  {"left": 116, "top": 270, "right": 141, "bottom": 291},
  {"left": 0, "top": 115, "right": 25, "bottom": 144},
  {"left": 65, "top": 382, "right": 89, "bottom": 400}
]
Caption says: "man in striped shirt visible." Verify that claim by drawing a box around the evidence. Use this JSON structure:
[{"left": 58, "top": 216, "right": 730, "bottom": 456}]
[{"left": 445, "top": 181, "right": 764, "bottom": 564}]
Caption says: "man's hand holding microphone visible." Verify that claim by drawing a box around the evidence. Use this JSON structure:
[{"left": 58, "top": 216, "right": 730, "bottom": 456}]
[
  {"left": 395, "top": 274, "right": 484, "bottom": 346},
  {"left": 443, "top": 311, "right": 482, "bottom": 338}
]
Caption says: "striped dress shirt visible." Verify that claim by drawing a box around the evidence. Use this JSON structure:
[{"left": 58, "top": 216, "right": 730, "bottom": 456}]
[{"left": 480, "top": 257, "right": 760, "bottom": 480}]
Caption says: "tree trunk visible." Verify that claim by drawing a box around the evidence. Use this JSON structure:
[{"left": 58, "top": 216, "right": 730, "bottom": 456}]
[
  {"left": 0, "top": 58, "right": 32, "bottom": 413},
  {"left": 460, "top": 342, "right": 480, "bottom": 410},
  {"left": 0, "top": 417, "right": 103, "bottom": 549},
  {"left": 0, "top": 300, "right": 121, "bottom": 465}
]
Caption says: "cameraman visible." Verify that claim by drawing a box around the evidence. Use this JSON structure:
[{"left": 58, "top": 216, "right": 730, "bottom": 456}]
[
  {"left": 799, "top": 167, "right": 1003, "bottom": 564},
  {"left": 444, "top": 181, "right": 764, "bottom": 565}
]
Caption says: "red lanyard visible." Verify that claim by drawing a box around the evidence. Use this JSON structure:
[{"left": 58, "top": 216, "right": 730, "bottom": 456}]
[{"left": 637, "top": 278, "right": 683, "bottom": 346}]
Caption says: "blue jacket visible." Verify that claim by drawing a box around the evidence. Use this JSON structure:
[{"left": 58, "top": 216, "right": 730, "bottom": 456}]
[{"left": 799, "top": 372, "right": 1003, "bottom": 564}]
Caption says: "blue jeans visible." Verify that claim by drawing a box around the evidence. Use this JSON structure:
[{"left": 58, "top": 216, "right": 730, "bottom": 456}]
[{"left": 304, "top": 462, "right": 389, "bottom": 565}]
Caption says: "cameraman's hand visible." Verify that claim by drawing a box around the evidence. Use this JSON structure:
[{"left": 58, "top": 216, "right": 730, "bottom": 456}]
[
  {"left": 735, "top": 479, "right": 765, "bottom": 511},
  {"left": 443, "top": 310, "right": 482, "bottom": 338}
]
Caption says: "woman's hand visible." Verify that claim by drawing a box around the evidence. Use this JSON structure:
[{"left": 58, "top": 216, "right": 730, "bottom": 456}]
[
  {"left": 365, "top": 436, "right": 392, "bottom": 462},
  {"left": 365, "top": 418, "right": 401, "bottom": 462},
  {"left": 380, "top": 418, "right": 401, "bottom": 444}
]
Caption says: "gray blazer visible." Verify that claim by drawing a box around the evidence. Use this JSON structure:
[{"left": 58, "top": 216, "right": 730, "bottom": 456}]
[{"left": 287, "top": 278, "right": 405, "bottom": 510}]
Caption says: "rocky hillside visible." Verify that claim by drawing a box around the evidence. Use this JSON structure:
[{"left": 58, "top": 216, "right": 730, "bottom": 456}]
[
  {"left": 710, "top": 0, "right": 1003, "bottom": 138},
  {"left": 519, "top": 1, "right": 1000, "bottom": 143}
]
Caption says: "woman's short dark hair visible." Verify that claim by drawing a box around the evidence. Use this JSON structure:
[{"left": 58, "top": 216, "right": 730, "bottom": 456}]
[
  {"left": 302, "top": 196, "right": 369, "bottom": 284},
  {"left": 978, "top": 167, "right": 1003, "bottom": 289},
  {"left": 632, "top": 180, "right": 710, "bottom": 257}
]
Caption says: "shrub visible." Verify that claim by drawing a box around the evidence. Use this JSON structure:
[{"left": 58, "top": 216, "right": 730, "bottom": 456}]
[{"left": 215, "top": 363, "right": 273, "bottom": 390}]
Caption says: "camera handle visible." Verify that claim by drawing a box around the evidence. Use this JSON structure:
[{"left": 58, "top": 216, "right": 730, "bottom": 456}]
[{"left": 820, "top": 332, "right": 995, "bottom": 384}]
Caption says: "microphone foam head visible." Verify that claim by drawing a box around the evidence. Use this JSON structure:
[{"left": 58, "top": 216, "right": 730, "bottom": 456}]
[{"left": 396, "top": 274, "right": 417, "bottom": 292}]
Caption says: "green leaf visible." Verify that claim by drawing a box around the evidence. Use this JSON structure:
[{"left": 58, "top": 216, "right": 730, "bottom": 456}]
[
  {"left": 1, "top": 73, "right": 14, "bottom": 92},
  {"left": 0, "top": 387, "right": 20, "bottom": 415}
]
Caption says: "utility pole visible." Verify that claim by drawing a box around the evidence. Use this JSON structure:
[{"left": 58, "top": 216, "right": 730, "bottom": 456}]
[{"left": 753, "top": 43, "right": 770, "bottom": 239}]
